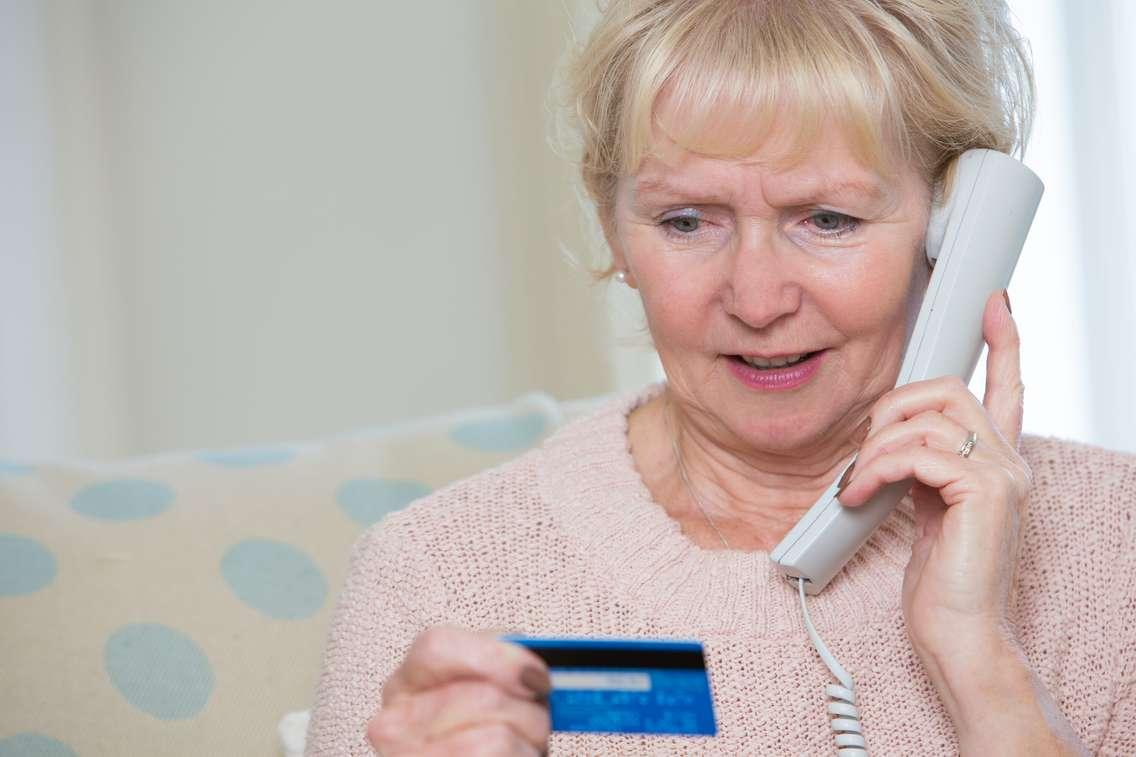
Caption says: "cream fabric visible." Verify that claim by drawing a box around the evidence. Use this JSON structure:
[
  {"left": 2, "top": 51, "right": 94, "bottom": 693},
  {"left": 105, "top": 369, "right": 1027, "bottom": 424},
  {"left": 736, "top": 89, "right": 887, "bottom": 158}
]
[{"left": 0, "top": 393, "right": 566, "bottom": 757}]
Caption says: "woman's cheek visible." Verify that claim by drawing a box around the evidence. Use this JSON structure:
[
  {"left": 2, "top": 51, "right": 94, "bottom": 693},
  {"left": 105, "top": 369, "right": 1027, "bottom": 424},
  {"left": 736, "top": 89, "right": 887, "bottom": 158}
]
[{"left": 640, "top": 287, "right": 706, "bottom": 345}]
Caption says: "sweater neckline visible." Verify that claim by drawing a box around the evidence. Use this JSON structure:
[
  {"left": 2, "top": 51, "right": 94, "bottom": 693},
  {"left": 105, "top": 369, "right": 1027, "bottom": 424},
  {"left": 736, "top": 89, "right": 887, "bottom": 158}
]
[{"left": 538, "top": 383, "right": 918, "bottom": 637}]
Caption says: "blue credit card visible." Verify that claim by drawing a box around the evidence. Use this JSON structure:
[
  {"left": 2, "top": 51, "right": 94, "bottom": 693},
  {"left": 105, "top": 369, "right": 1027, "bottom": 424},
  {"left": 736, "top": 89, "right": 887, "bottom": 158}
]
[{"left": 505, "top": 637, "right": 717, "bottom": 736}]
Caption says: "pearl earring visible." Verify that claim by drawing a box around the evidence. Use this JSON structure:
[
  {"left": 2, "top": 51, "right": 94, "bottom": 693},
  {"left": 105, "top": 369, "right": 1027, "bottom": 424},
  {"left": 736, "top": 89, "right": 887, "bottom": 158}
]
[{"left": 615, "top": 270, "right": 628, "bottom": 284}]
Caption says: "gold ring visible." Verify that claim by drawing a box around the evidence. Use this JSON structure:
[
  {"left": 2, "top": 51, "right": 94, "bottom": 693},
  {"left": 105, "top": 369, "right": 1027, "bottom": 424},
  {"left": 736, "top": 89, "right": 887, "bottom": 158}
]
[{"left": 957, "top": 431, "right": 978, "bottom": 458}]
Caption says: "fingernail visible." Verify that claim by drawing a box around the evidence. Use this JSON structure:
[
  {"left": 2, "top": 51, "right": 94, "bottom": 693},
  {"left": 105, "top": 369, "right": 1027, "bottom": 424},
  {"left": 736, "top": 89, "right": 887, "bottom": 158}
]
[
  {"left": 859, "top": 416, "right": 872, "bottom": 442},
  {"left": 835, "top": 458, "right": 856, "bottom": 496},
  {"left": 520, "top": 665, "right": 551, "bottom": 698},
  {"left": 1002, "top": 289, "right": 1012, "bottom": 314}
]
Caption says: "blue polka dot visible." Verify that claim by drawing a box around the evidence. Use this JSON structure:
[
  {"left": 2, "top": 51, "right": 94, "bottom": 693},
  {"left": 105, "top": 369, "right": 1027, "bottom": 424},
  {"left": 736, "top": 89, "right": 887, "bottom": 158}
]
[
  {"left": 0, "top": 460, "right": 33, "bottom": 475},
  {"left": 70, "top": 479, "right": 174, "bottom": 521},
  {"left": 221, "top": 540, "right": 327, "bottom": 620},
  {"left": 104, "top": 623, "right": 214, "bottom": 720},
  {"left": 0, "top": 534, "right": 56, "bottom": 596},
  {"left": 336, "top": 478, "right": 431, "bottom": 525},
  {"left": 198, "top": 447, "right": 294, "bottom": 467},
  {"left": 0, "top": 734, "right": 77, "bottom": 757},
  {"left": 449, "top": 412, "right": 548, "bottom": 452}
]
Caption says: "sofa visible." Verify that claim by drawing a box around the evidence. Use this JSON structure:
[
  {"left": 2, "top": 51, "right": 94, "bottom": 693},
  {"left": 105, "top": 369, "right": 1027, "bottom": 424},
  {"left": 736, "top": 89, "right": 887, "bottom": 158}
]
[{"left": 1, "top": 392, "right": 603, "bottom": 757}]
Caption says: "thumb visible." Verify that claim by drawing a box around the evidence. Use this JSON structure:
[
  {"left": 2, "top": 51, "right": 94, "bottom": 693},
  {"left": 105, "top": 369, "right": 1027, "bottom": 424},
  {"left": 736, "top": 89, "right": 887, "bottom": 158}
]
[{"left": 982, "top": 289, "right": 1025, "bottom": 448}]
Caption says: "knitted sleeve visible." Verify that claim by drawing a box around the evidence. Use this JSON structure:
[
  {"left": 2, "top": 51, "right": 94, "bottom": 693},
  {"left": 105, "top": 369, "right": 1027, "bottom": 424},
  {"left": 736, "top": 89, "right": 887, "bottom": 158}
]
[
  {"left": 1099, "top": 653, "right": 1135, "bottom": 755},
  {"left": 1096, "top": 461, "right": 1136, "bottom": 756},
  {"left": 305, "top": 517, "right": 446, "bottom": 756}
]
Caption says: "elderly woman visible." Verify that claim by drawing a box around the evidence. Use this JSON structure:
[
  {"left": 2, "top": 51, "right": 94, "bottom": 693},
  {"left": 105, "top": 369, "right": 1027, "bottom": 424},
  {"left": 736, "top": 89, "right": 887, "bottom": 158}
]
[{"left": 306, "top": 1, "right": 1135, "bottom": 754}]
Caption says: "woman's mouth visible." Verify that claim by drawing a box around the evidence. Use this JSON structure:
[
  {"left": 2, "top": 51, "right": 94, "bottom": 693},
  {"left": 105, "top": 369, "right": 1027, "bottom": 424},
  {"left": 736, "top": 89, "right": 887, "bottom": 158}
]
[
  {"left": 726, "top": 350, "right": 826, "bottom": 391},
  {"left": 738, "top": 351, "right": 816, "bottom": 369}
]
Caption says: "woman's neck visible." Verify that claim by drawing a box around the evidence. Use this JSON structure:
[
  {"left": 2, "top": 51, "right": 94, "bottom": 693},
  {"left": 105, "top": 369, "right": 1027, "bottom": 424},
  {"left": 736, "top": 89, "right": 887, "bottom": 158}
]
[{"left": 627, "top": 390, "right": 864, "bottom": 551}]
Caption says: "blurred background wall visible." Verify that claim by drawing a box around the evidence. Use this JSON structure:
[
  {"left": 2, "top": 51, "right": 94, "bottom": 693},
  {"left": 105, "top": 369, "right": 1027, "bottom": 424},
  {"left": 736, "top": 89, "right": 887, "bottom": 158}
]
[{"left": 1, "top": 0, "right": 1133, "bottom": 460}]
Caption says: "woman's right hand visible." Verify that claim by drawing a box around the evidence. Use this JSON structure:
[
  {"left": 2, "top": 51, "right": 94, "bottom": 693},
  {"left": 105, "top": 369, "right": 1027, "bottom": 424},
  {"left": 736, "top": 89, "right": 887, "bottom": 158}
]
[{"left": 367, "top": 625, "right": 552, "bottom": 756}]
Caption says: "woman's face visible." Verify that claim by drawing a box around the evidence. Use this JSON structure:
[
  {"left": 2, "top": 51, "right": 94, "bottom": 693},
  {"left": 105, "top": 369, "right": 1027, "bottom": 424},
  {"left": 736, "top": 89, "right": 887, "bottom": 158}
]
[{"left": 606, "top": 121, "right": 933, "bottom": 457}]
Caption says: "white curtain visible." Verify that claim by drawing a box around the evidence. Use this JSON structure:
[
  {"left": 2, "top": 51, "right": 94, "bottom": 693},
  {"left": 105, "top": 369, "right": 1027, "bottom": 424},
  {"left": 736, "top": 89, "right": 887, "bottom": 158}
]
[
  {"left": 1054, "top": 0, "right": 1136, "bottom": 452},
  {"left": 0, "top": 0, "right": 73, "bottom": 457}
]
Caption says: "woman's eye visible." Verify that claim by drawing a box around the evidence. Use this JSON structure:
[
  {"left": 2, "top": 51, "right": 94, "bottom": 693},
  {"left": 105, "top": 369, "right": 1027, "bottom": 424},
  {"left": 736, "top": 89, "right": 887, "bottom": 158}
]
[
  {"left": 663, "top": 214, "right": 702, "bottom": 234},
  {"left": 805, "top": 210, "right": 859, "bottom": 237}
]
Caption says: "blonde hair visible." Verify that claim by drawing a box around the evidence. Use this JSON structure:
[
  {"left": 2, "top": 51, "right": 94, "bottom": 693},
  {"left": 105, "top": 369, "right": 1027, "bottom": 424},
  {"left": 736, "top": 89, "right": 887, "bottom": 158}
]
[{"left": 566, "top": 0, "right": 1034, "bottom": 235}]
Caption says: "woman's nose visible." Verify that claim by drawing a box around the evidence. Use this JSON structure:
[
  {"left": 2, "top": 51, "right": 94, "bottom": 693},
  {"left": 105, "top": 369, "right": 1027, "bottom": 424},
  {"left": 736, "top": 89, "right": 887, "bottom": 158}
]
[{"left": 721, "top": 229, "right": 803, "bottom": 330}]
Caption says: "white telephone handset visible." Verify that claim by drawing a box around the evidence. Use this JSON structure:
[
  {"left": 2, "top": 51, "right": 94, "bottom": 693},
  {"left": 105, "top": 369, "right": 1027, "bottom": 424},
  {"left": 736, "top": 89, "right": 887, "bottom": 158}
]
[{"left": 771, "top": 149, "right": 1043, "bottom": 595}]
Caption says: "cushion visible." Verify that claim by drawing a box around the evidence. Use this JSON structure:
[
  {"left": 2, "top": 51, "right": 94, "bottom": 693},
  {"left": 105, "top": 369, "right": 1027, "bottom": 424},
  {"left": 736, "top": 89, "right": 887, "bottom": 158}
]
[{"left": 0, "top": 392, "right": 569, "bottom": 756}]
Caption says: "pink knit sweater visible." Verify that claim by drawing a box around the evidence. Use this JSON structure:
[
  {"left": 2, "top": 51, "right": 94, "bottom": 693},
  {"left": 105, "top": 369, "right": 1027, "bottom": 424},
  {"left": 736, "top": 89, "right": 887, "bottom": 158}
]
[{"left": 307, "top": 386, "right": 1136, "bottom": 755}]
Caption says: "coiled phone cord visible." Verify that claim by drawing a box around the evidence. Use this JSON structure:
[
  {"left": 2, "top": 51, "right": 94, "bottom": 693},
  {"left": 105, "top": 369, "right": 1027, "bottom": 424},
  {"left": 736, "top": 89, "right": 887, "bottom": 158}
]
[{"left": 798, "top": 576, "right": 870, "bottom": 757}]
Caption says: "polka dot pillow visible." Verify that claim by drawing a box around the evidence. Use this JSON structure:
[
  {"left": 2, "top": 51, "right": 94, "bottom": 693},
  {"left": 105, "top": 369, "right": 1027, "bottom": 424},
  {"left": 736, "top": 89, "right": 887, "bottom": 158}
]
[{"left": 0, "top": 392, "right": 584, "bottom": 757}]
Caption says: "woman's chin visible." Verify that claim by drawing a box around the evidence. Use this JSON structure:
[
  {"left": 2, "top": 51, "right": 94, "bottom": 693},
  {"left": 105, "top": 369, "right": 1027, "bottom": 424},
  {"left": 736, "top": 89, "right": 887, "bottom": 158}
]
[
  {"left": 726, "top": 408, "right": 851, "bottom": 457},
  {"left": 744, "top": 427, "right": 832, "bottom": 455}
]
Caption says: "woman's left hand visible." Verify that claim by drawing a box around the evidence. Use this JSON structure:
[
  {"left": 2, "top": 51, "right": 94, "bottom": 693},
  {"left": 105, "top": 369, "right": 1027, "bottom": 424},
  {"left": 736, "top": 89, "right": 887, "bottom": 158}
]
[{"left": 836, "top": 289, "right": 1029, "bottom": 667}]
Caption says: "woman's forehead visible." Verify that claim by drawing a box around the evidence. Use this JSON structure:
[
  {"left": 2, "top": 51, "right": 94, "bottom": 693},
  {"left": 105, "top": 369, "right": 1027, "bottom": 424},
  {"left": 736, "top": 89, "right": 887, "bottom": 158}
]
[{"left": 626, "top": 124, "right": 903, "bottom": 207}]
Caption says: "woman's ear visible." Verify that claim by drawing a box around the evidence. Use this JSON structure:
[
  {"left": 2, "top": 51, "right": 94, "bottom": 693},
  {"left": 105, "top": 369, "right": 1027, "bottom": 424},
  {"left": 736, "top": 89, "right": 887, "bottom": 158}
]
[{"left": 599, "top": 209, "right": 638, "bottom": 288}]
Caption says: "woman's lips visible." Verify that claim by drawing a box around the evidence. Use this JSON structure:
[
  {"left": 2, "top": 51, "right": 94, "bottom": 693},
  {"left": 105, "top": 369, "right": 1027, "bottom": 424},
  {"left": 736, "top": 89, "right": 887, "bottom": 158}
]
[{"left": 726, "top": 350, "right": 827, "bottom": 391}]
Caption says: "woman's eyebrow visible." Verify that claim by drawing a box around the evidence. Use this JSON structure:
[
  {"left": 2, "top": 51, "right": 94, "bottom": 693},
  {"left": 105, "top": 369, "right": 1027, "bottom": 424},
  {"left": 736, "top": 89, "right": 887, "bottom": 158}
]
[
  {"left": 633, "top": 176, "right": 683, "bottom": 197},
  {"left": 632, "top": 176, "right": 720, "bottom": 202},
  {"left": 767, "top": 179, "right": 890, "bottom": 206}
]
